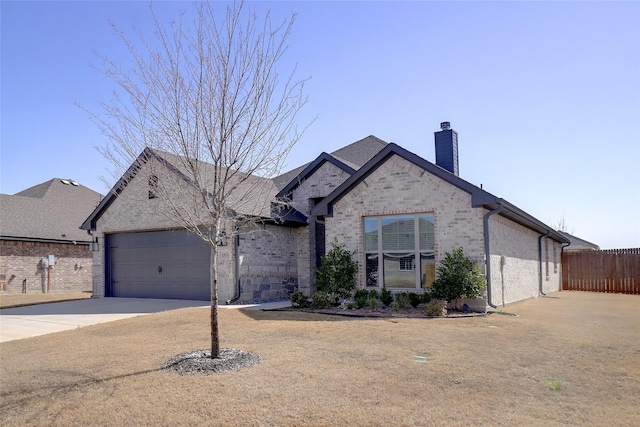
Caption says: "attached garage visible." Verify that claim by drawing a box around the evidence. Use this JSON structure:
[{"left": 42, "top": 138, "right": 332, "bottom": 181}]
[{"left": 106, "top": 229, "right": 211, "bottom": 300}]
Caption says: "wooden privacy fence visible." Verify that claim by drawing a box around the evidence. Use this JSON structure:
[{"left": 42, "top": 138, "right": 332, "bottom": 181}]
[{"left": 562, "top": 248, "right": 640, "bottom": 294}]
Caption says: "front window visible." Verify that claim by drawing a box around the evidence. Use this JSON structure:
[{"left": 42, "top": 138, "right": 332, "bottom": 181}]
[{"left": 364, "top": 213, "right": 435, "bottom": 289}]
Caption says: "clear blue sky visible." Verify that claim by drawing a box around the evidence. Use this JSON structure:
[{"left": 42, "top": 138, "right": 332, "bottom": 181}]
[{"left": 1, "top": 1, "right": 639, "bottom": 249}]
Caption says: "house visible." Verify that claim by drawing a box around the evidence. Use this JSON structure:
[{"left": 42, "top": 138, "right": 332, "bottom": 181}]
[
  {"left": 558, "top": 231, "right": 600, "bottom": 251},
  {"left": 0, "top": 179, "right": 103, "bottom": 293},
  {"left": 81, "top": 123, "right": 569, "bottom": 309}
]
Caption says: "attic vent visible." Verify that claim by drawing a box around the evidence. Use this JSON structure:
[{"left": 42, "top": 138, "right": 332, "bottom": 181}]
[
  {"left": 61, "top": 179, "right": 70, "bottom": 185},
  {"left": 70, "top": 180, "right": 79, "bottom": 186}
]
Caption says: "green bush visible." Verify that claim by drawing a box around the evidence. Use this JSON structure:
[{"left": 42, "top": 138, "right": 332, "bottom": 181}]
[
  {"left": 421, "top": 292, "right": 432, "bottom": 304},
  {"left": 367, "top": 296, "right": 379, "bottom": 309},
  {"left": 311, "top": 291, "right": 333, "bottom": 309},
  {"left": 425, "top": 300, "right": 447, "bottom": 317},
  {"left": 316, "top": 240, "right": 358, "bottom": 301},
  {"left": 395, "top": 292, "right": 409, "bottom": 309},
  {"left": 290, "top": 291, "right": 310, "bottom": 308},
  {"left": 431, "top": 247, "right": 486, "bottom": 309},
  {"left": 380, "top": 287, "right": 393, "bottom": 307},
  {"left": 368, "top": 289, "right": 379, "bottom": 300},
  {"left": 408, "top": 292, "right": 421, "bottom": 308},
  {"left": 354, "top": 289, "right": 369, "bottom": 309}
]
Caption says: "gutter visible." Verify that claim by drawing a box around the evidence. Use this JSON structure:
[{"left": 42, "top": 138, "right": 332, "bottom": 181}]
[
  {"left": 483, "top": 202, "right": 503, "bottom": 309},
  {"left": 538, "top": 230, "right": 550, "bottom": 296},
  {"left": 226, "top": 235, "right": 242, "bottom": 305}
]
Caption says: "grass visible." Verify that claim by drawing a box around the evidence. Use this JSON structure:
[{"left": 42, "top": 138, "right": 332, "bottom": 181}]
[
  {"left": 0, "top": 291, "right": 91, "bottom": 308},
  {"left": 1, "top": 291, "right": 639, "bottom": 426},
  {"left": 546, "top": 379, "right": 564, "bottom": 390}
]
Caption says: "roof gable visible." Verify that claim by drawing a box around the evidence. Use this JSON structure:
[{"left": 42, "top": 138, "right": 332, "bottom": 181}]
[
  {"left": 273, "top": 135, "right": 388, "bottom": 191},
  {"left": 312, "top": 143, "right": 569, "bottom": 244},
  {"left": 275, "top": 152, "right": 356, "bottom": 199},
  {"left": 82, "top": 148, "right": 282, "bottom": 230}
]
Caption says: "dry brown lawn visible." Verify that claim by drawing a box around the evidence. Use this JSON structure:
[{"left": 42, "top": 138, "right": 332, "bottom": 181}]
[
  {"left": 0, "top": 292, "right": 91, "bottom": 309},
  {"left": 1, "top": 291, "right": 638, "bottom": 426}
]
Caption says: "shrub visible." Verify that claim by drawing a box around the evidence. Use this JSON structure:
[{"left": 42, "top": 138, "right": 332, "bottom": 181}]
[
  {"left": 425, "top": 300, "right": 447, "bottom": 317},
  {"left": 421, "top": 292, "right": 432, "bottom": 304},
  {"left": 290, "top": 291, "right": 310, "bottom": 308},
  {"left": 354, "top": 289, "right": 369, "bottom": 309},
  {"left": 316, "top": 240, "right": 358, "bottom": 301},
  {"left": 380, "top": 287, "right": 393, "bottom": 307},
  {"left": 431, "top": 247, "right": 486, "bottom": 309},
  {"left": 395, "top": 292, "right": 410, "bottom": 309},
  {"left": 311, "top": 291, "right": 334, "bottom": 309},
  {"left": 408, "top": 292, "right": 421, "bottom": 308},
  {"left": 367, "top": 296, "right": 379, "bottom": 310},
  {"left": 346, "top": 301, "right": 357, "bottom": 310},
  {"left": 368, "top": 289, "right": 379, "bottom": 300}
]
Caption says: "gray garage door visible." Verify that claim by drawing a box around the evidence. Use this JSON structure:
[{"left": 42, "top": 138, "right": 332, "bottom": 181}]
[{"left": 107, "top": 230, "right": 210, "bottom": 300}]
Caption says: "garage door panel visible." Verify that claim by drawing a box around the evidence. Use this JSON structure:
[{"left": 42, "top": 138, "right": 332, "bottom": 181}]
[{"left": 108, "top": 230, "right": 211, "bottom": 300}]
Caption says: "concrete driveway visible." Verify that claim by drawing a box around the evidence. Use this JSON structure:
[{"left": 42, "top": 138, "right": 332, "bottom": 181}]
[{"left": 0, "top": 298, "right": 290, "bottom": 343}]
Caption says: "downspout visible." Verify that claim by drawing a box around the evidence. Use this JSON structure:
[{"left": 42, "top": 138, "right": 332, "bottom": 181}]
[
  {"left": 226, "top": 234, "right": 241, "bottom": 305},
  {"left": 559, "top": 241, "right": 571, "bottom": 292},
  {"left": 483, "top": 202, "right": 503, "bottom": 309},
  {"left": 538, "top": 230, "right": 550, "bottom": 296}
]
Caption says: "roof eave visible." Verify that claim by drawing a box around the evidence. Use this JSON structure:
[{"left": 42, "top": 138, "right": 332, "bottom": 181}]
[{"left": 480, "top": 199, "right": 570, "bottom": 244}]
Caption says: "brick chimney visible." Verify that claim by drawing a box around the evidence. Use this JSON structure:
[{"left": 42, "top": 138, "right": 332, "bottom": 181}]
[{"left": 434, "top": 121, "right": 459, "bottom": 176}]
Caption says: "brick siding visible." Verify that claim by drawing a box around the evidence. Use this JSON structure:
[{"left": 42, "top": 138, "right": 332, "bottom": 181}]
[
  {"left": 91, "top": 160, "right": 296, "bottom": 302},
  {"left": 323, "top": 154, "right": 558, "bottom": 308},
  {"left": 288, "top": 161, "right": 353, "bottom": 295},
  {"left": 0, "top": 240, "right": 92, "bottom": 294}
]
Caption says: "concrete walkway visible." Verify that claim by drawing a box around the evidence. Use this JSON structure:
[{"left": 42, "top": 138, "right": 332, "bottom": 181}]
[{"left": 0, "top": 298, "right": 290, "bottom": 343}]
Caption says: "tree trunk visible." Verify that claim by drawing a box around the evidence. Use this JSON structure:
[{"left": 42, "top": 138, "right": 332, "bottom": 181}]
[{"left": 210, "top": 243, "right": 220, "bottom": 358}]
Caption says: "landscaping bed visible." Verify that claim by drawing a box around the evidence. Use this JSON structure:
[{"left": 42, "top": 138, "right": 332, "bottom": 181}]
[{"left": 277, "top": 304, "right": 486, "bottom": 318}]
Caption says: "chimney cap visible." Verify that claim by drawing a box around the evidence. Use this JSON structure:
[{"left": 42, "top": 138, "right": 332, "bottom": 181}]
[{"left": 440, "top": 121, "right": 451, "bottom": 130}]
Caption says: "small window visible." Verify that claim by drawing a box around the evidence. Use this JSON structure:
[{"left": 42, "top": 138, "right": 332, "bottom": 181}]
[
  {"left": 399, "top": 256, "right": 414, "bottom": 271},
  {"left": 148, "top": 175, "right": 158, "bottom": 199}
]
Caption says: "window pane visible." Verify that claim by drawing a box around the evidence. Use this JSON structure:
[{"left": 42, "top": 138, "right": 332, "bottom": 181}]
[
  {"left": 382, "top": 216, "right": 414, "bottom": 250},
  {"left": 383, "top": 253, "right": 415, "bottom": 287},
  {"left": 420, "top": 252, "right": 435, "bottom": 288},
  {"left": 364, "top": 217, "right": 378, "bottom": 251},
  {"left": 366, "top": 253, "right": 379, "bottom": 287},
  {"left": 418, "top": 214, "right": 434, "bottom": 250}
]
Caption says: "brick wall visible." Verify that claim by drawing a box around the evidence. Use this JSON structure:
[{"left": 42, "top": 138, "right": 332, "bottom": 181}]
[
  {"left": 0, "top": 240, "right": 92, "bottom": 294},
  {"left": 322, "top": 153, "right": 560, "bottom": 308},
  {"left": 237, "top": 224, "right": 297, "bottom": 302},
  {"left": 326, "top": 154, "right": 485, "bottom": 286},
  {"left": 91, "top": 160, "right": 296, "bottom": 303},
  {"left": 488, "top": 214, "right": 562, "bottom": 306},
  {"left": 289, "top": 161, "right": 352, "bottom": 215},
  {"left": 288, "top": 161, "right": 353, "bottom": 295}
]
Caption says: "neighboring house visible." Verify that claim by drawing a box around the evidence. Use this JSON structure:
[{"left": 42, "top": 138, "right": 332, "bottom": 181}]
[
  {"left": 558, "top": 231, "right": 600, "bottom": 251},
  {"left": 0, "top": 179, "right": 103, "bottom": 293},
  {"left": 81, "top": 123, "right": 569, "bottom": 309}
]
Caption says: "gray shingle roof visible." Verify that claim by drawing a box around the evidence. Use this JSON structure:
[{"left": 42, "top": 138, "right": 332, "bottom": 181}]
[
  {"left": 83, "top": 136, "right": 389, "bottom": 230},
  {"left": 1, "top": 179, "right": 103, "bottom": 243},
  {"left": 312, "top": 143, "right": 570, "bottom": 244},
  {"left": 273, "top": 135, "right": 388, "bottom": 190},
  {"left": 558, "top": 231, "right": 600, "bottom": 251}
]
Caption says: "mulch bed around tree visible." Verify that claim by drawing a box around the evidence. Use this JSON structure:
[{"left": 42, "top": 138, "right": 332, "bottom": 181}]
[{"left": 162, "top": 348, "right": 263, "bottom": 375}]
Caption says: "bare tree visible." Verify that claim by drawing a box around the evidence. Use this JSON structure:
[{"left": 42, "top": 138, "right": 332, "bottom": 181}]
[
  {"left": 89, "top": 1, "right": 309, "bottom": 358},
  {"left": 554, "top": 216, "right": 574, "bottom": 234}
]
